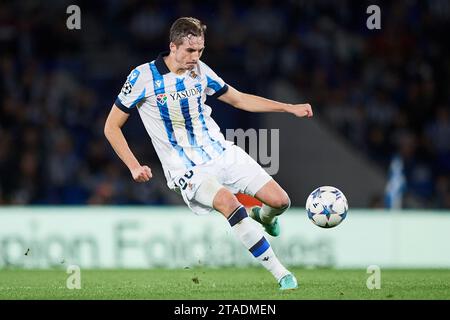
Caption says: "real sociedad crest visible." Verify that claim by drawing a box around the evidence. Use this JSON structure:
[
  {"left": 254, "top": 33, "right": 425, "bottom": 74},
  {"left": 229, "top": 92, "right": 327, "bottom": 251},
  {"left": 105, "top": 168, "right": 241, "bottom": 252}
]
[{"left": 189, "top": 71, "right": 199, "bottom": 79}]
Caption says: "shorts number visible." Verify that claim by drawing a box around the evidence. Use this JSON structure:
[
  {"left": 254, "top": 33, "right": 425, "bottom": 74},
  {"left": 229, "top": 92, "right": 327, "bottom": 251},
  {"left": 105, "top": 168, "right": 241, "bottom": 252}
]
[{"left": 178, "top": 170, "right": 194, "bottom": 190}]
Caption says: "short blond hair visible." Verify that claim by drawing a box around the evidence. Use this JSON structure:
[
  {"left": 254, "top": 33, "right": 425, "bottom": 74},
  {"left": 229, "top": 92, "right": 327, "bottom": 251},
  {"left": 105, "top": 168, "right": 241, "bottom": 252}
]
[{"left": 170, "top": 17, "right": 206, "bottom": 46}]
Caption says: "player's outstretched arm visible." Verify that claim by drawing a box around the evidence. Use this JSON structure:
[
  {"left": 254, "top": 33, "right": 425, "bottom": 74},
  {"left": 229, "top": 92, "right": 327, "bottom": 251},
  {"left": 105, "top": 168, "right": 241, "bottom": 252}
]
[
  {"left": 218, "top": 85, "right": 313, "bottom": 118},
  {"left": 104, "top": 105, "right": 152, "bottom": 182}
]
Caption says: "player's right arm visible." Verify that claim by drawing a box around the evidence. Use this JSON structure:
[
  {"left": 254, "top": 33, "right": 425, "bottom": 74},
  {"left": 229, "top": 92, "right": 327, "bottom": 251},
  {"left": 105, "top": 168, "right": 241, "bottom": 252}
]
[
  {"left": 104, "top": 105, "right": 152, "bottom": 182},
  {"left": 105, "top": 66, "right": 152, "bottom": 182}
]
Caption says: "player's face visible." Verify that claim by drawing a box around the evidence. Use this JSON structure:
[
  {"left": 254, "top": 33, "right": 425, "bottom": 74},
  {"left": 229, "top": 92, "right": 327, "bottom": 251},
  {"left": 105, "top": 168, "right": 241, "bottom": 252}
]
[{"left": 171, "top": 35, "right": 205, "bottom": 71}]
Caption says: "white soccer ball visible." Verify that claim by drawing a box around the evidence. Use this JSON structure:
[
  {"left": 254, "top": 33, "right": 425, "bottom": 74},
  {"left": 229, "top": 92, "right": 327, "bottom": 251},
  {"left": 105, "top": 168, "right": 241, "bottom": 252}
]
[{"left": 306, "top": 186, "right": 348, "bottom": 228}]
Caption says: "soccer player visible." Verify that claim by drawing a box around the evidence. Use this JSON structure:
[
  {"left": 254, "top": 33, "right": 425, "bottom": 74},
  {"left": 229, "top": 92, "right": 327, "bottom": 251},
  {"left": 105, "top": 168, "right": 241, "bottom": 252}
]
[{"left": 104, "top": 17, "right": 313, "bottom": 290}]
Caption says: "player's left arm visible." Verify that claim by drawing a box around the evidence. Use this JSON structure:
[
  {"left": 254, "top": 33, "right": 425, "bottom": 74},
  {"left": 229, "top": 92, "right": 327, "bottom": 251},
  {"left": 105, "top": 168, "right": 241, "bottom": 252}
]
[{"left": 218, "top": 85, "right": 313, "bottom": 118}]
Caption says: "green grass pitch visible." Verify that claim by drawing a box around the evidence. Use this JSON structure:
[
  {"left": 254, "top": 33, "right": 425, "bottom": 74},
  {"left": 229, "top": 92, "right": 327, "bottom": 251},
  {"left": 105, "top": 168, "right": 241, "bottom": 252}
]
[{"left": 0, "top": 268, "right": 449, "bottom": 300}]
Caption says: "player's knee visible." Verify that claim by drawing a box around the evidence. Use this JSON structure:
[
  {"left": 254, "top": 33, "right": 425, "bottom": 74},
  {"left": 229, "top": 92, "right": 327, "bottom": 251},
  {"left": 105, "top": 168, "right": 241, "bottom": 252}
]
[
  {"left": 213, "top": 188, "right": 241, "bottom": 217},
  {"left": 270, "top": 194, "right": 291, "bottom": 210}
]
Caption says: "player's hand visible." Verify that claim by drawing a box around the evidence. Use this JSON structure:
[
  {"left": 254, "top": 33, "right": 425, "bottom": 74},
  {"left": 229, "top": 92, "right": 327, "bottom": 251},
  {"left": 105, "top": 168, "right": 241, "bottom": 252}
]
[
  {"left": 288, "top": 103, "right": 313, "bottom": 118},
  {"left": 130, "top": 165, "right": 152, "bottom": 182}
]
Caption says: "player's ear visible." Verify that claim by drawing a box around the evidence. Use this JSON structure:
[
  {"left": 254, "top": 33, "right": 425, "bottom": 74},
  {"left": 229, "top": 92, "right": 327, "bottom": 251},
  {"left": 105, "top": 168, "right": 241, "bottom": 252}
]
[{"left": 169, "top": 42, "right": 177, "bottom": 53}]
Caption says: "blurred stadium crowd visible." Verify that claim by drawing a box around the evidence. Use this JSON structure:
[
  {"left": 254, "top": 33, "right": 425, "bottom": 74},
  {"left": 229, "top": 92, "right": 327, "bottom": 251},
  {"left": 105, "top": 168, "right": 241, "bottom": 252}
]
[{"left": 0, "top": 0, "right": 449, "bottom": 208}]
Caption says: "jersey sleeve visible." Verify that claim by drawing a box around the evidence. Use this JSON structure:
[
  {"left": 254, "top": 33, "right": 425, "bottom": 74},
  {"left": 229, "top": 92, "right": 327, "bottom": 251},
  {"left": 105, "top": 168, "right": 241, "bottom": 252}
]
[
  {"left": 115, "top": 67, "right": 148, "bottom": 113},
  {"left": 202, "top": 62, "right": 229, "bottom": 98}
]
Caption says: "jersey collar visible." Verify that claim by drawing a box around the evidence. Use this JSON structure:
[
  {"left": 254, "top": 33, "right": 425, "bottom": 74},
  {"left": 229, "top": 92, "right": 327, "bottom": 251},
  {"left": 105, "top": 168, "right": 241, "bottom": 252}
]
[{"left": 155, "top": 51, "right": 171, "bottom": 75}]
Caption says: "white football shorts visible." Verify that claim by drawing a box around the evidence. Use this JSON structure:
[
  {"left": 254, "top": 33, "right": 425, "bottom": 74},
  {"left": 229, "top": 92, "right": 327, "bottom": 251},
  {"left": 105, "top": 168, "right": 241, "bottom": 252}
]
[{"left": 171, "top": 144, "right": 272, "bottom": 215}]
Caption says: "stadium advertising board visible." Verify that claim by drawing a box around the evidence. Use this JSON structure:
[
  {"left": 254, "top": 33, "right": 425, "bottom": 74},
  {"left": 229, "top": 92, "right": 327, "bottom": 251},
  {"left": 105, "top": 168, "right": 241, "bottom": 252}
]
[{"left": 1, "top": 207, "right": 449, "bottom": 269}]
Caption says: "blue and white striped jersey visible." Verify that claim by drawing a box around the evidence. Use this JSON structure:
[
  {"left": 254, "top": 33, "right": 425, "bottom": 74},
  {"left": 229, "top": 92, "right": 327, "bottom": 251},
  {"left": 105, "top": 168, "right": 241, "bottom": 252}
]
[{"left": 115, "top": 51, "right": 232, "bottom": 188}]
